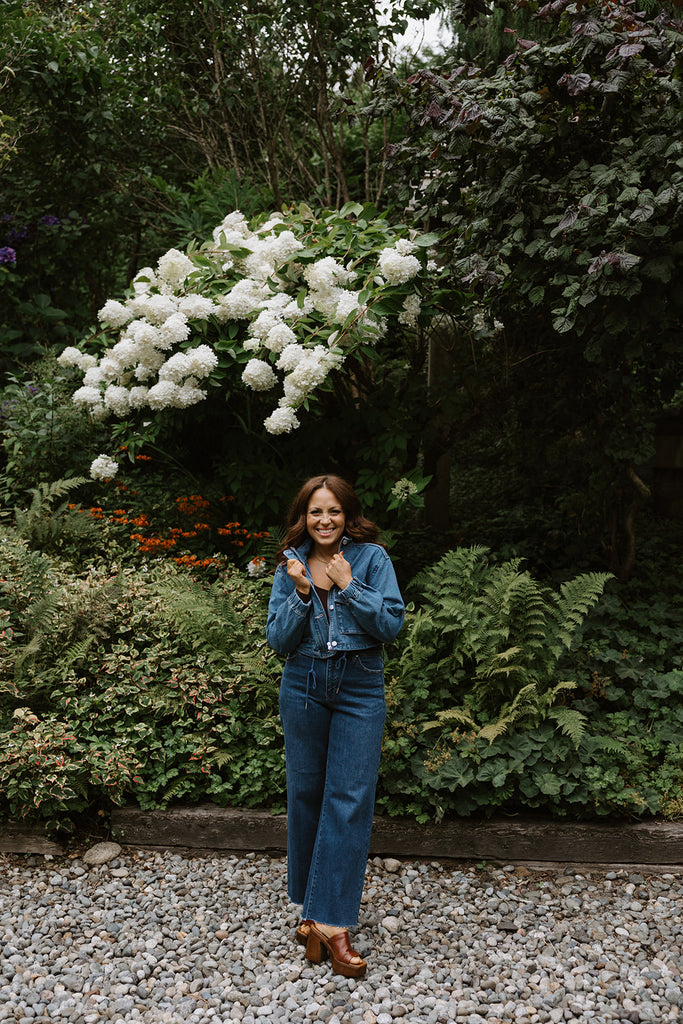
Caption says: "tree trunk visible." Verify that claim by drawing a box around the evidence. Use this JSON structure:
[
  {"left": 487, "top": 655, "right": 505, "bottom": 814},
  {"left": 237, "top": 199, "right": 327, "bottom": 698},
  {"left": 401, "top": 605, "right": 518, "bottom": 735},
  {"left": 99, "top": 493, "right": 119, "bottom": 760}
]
[{"left": 423, "top": 316, "right": 457, "bottom": 531}]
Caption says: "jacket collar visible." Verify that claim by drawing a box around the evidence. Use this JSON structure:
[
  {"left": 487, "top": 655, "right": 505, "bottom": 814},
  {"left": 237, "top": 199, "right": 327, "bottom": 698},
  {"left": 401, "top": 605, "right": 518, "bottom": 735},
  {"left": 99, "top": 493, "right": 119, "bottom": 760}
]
[{"left": 286, "top": 534, "right": 351, "bottom": 562}]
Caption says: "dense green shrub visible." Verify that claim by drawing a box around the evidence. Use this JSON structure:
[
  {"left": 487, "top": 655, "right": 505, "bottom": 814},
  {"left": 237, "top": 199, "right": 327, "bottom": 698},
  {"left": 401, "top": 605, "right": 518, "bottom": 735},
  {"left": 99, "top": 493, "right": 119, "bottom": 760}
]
[
  {"left": 1, "top": 528, "right": 681, "bottom": 832},
  {"left": 380, "top": 548, "right": 683, "bottom": 822},
  {"left": 0, "top": 530, "right": 283, "bottom": 832}
]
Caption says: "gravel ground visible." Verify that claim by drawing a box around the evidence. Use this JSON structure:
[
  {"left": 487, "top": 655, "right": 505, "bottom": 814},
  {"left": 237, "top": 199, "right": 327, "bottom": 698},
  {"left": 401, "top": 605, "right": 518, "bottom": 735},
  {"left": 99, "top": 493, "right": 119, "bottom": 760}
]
[{"left": 1, "top": 847, "right": 682, "bottom": 1024}]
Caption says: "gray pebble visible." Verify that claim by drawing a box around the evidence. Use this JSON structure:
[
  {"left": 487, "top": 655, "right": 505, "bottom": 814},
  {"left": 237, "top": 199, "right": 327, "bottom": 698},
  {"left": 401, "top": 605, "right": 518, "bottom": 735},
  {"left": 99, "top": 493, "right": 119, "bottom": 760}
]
[{"left": 0, "top": 851, "right": 681, "bottom": 1024}]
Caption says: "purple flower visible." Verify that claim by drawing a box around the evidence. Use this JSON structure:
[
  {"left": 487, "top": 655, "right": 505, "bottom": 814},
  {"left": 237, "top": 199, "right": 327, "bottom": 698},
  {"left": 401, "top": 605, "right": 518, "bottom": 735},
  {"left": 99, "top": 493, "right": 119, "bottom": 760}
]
[
  {"left": 7, "top": 226, "right": 28, "bottom": 246},
  {"left": 0, "top": 246, "right": 17, "bottom": 266},
  {"left": 40, "top": 214, "right": 61, "bottom": 227}
]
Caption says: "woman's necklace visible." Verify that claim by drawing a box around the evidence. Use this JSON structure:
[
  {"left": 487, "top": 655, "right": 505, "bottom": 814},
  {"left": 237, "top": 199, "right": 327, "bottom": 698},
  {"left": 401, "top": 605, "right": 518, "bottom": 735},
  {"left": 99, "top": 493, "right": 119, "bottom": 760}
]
[{"left": 310, "top": 554, "right": 330, "bottom": 566}]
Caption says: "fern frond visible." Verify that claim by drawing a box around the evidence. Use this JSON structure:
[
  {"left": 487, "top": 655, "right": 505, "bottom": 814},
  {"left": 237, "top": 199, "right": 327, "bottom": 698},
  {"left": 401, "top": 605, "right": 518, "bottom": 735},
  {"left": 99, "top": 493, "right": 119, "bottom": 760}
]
[
  {"left": 478, "top": 718, "right": 512, "bottom": 744},
  {"left": 423, "top": 707, "right": 477, "bottom": 731},
  {"left": 552, "top": 572, "right": 612, "bottom": 653},
  {"left": 213, "top": 748, "right": 235, "bottom": 767},
  {"left": 547, "top": 706, "right": 587, "bottom": 748}
]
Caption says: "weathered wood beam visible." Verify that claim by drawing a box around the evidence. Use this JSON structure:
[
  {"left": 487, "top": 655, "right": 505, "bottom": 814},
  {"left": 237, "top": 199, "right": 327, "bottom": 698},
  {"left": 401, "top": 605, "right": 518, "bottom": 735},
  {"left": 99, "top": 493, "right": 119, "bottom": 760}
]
[{"left": 108, "top": 806, "right": 683, "bottom": 865}]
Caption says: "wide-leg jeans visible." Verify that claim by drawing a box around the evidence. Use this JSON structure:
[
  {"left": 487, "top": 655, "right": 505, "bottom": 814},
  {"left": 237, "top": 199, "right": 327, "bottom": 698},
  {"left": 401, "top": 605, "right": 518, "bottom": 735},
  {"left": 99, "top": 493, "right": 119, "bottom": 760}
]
[{"left": 278, "top": 648, "right": 386, "bottom": 928}]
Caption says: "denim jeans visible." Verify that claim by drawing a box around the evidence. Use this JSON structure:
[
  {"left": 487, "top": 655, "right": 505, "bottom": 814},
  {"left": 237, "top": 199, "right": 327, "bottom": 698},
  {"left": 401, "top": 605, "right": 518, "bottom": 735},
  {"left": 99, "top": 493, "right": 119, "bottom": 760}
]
[{"left": 278, "top": 648, "right": 386, "bottom": 928}]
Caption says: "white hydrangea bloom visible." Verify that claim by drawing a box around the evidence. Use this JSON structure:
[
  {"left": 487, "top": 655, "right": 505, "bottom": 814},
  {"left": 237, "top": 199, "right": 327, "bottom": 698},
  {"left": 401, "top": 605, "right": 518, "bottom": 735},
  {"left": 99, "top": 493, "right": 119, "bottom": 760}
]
[
  {"left": 98, "top": 299, "right": 134, "bottom": 328},
  {"left": 249, "top": 309, "right": 284, "bottom": 341},
  {"left": 98, "top": 357, "right": 122, "bottom": 383},
  {"left": 212, "top": 211, "right": 250, "bottom": 244},
  {"left": 103, "top": 385, "right": 131, "bottom": 417},
  {"left": 157, "top": 312, "right": 191, "bottom": 350},
  {"left": 157, "top": 248, "right": 196, "bottom": 287},
  {"left": 176, "top": 383, "right": 207, "bottom": 407},
  {"left": 243, "top": 252, "right": 275, "bottom": 282},
  {"left": 178, "top": 294, "right": 216, "bottom": 321},
  {"left": 242, "top": 359, "right": 277, "bottom": 392},
  {"left": 129, "top": 320, "right": 161, "bottom": 348},
  {"left": 90, "top": 454, "right": 119, "bottom": 481},
  {"left": 276, "top": 344, "right": 307, "bottom": 373},
  {"left": 309, "top": 285, "right": 344, "bottom": 318},
  {"left": 395, "top": 238, "right": 416, "bottom": 256},
  {"left": 282, "top": 295, "right": 315, "bottom": 319},
  {"left": 73, "top": 385, "right": 104, "bottom": 408},
  {"left": 129, "top": 386, "right": 150, "bottom": 409},
  {"left": 147, "top": 380, "right": 181, "bottom": 409},
  {"left": 264, "top": 323, "right": 297, "bottom": 353},
  {"left": 243, "top": 337, "right": 261, "bottom": 352},
  {"left": 57, "top": 346, "right": 84, "bottom": 367},
  {"left": 132, "top": 293, "right": 178, "bottom": 325},
  {"left": 215, "top": 279, "right": 269, "bottom": 320},
  {"left": 398, "top": 293, "right": 422, "bottom": 327},
  {"left": 304, "top": 257, "right": 355, "bottom": 291},
  {"left": 132, "top": 267, "right": 157, "bottom": 294},
  {"left": 361, "top": 314, "right": 388, "bottom": 342},
  {"left": 79, "top": 354, "right": 97, "bottom": 370},
  {"left": 257, "top": 215, "right": 285, "bottom": 233},
  {"left": 268, "top": 229, "right": 304, "bottom": 262},
  {"left": 264, "top": 406, "right": 300, "bottom": 434},
  {"left": 260, "top": 293, "right": 291, "bottom": 313},
  {"left": 281, "top": 376, "right": 306, "bottom": 405},
  {"left": 378, "top": 247, "right": 421, "bottom": 285},
  {"left": 288, "top": 347, "right": 334, "bottom": 393},
  {"left": 110, "top": 338, "right": 138, "bottom": 371},
  {"left": 133, "top": 346, "right": 165, "bottom": 380},
  {"left": 83, "top": 365, "right": 104, "bottom": 386},
  {"left": 335, "top": 290, "right": 361, "bottom": 323},
  {"left": 159, "top": 352, "right": 191, "bottom": 383},
  {"left": 186, "top": 345, "right": 218, "bottom": 378}
]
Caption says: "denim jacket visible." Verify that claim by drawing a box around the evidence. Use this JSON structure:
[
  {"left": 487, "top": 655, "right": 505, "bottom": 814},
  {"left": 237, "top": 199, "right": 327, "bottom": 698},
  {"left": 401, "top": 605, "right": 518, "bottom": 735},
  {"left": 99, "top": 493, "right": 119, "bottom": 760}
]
[{"left": 266, "top": 536, "right": 405, "bottom": 659}]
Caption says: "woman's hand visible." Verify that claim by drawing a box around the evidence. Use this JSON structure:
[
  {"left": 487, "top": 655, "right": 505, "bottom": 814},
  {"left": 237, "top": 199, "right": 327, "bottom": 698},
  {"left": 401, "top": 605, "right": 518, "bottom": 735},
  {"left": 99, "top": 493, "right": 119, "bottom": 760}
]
[
  {"left": 287, "top": 558, "right": 311, "bottom": 596},
  {"left": 326, "top": 552, "right": 353, "bottom": 590}
]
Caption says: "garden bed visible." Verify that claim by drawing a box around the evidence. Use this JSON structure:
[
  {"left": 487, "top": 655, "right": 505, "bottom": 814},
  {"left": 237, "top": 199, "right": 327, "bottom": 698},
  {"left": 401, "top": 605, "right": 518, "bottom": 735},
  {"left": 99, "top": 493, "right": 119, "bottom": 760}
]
[{"left": 3, "top": 806, "right": 683, "bottom": 869}]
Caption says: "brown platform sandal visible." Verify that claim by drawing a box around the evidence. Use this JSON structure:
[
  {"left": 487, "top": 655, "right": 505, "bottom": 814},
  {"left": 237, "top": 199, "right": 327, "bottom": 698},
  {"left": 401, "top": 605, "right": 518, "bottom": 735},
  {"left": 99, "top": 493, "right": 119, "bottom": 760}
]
[
  {"left": 295, "top": 919, "right": 313, "bottom": 947},
  {"left": 305, "top": 924, "right": 367, "bottom": 978}
]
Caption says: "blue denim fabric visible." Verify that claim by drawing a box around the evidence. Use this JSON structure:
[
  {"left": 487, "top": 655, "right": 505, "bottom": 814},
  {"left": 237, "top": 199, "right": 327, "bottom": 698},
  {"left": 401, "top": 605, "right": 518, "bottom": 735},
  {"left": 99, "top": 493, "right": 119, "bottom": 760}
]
[
  {"left": 266, "top": 537, "right": 404, "bottom": 659},
  {"left": 278, "top": 648, "right": 386, "bottom": 927}
]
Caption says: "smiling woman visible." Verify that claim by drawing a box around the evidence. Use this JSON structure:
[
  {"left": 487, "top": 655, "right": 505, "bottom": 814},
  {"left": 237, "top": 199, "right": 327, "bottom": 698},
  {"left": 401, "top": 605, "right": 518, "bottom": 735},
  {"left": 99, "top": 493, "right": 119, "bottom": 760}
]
[{"left": 266, "top": 474, "right": 404, "bottom": 977}]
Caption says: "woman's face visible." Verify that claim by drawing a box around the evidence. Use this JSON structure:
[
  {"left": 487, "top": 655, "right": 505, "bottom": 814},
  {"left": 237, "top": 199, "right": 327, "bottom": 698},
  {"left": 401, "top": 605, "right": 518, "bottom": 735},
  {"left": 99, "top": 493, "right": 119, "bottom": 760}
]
[{"left": 306, "top": 486, "right": 346, "bottom": 549}]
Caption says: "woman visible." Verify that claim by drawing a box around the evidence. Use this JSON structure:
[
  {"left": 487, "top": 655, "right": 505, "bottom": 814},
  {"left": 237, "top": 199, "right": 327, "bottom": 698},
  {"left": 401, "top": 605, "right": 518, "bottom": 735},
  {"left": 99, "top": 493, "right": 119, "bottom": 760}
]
[{"left": 266, "top": 475, "right": 404, "bottom": 978}]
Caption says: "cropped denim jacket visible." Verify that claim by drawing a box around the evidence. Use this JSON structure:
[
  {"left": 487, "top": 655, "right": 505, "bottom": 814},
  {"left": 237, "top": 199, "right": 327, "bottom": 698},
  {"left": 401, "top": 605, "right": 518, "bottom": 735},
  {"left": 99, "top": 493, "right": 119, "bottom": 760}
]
[{"left": 266, "top": 536, "right": 405, "bottom": 659}]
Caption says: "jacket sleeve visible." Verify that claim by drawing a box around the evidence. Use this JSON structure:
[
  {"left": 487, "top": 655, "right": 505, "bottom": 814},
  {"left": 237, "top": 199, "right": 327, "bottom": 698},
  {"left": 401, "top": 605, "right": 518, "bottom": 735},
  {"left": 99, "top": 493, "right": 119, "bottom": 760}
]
[
  {"left": 266, "top": 563, "right": 312, "bottom": 655},
  {"left": 335, "top": 546, "right": 405, "bottom": 643}
]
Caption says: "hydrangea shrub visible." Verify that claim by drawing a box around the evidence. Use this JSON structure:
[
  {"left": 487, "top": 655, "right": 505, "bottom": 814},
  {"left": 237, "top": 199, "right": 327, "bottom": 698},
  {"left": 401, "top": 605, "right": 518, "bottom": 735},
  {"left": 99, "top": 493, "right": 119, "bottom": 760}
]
[{"left": 58, "top": 203, "right": 440, "bottom": 479}]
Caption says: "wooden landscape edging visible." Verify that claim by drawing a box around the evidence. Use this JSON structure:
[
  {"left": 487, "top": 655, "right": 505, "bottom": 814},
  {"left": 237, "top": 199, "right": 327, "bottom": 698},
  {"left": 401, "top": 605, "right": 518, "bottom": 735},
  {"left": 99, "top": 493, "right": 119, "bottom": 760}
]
[
  {"left": 4, "top": 805, "right": 683, "bottom": 865},
  {"left": 106, "top": 804, "right": 683, "bottom": 866}
]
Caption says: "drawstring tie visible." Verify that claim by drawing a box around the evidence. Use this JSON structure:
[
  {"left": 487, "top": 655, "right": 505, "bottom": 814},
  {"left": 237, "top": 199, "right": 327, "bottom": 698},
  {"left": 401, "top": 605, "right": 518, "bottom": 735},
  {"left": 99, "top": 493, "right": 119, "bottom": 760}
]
[
  {"left": 334, "top": 653, "right": 348, "bottom": 695},
  {"left": 305, "top": 658, "right": 317, "bottom": 709},
  {"left": 304, "top": 653, "right": 349, "bottom": 707}
]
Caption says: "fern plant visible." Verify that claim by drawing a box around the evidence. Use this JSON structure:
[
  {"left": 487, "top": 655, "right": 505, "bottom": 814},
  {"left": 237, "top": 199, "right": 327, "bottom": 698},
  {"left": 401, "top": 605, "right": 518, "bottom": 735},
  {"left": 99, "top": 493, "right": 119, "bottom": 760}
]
[
  {"left": 14, "top": 476, "right": 96, "bottom": 553},
  {"left": 404, "top": 547, "right": 612, "bottom": 747}
]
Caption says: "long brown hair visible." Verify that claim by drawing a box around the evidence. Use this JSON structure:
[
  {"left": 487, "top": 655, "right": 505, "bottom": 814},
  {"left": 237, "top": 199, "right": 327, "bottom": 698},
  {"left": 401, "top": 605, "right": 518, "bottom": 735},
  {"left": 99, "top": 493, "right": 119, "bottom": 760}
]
[{"left": 276, "top": 475, "right": 380, "bottom": 562}]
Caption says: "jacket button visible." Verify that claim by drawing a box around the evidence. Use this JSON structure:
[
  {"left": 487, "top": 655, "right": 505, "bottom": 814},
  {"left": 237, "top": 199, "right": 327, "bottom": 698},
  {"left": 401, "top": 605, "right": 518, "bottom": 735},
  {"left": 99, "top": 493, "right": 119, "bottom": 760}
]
[{"left": 331, "top": 641, "right": 338, "bottom": 647}]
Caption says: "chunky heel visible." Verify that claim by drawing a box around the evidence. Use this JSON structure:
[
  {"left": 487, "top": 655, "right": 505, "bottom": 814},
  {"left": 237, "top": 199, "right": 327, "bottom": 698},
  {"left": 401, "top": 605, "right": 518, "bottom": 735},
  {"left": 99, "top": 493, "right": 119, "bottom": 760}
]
[{"left": 305, "top": 929, "right": 326, "bottom": 963}]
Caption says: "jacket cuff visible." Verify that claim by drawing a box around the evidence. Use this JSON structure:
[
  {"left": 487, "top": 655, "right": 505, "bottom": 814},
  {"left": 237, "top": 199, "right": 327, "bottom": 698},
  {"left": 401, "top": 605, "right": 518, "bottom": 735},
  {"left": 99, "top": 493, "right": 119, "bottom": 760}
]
[
  {"left": 288, "top": 590, "right": 311, "bottom": 616},
  {"left": 338, "top": 577, "right": 363, "bottom": 602}
]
